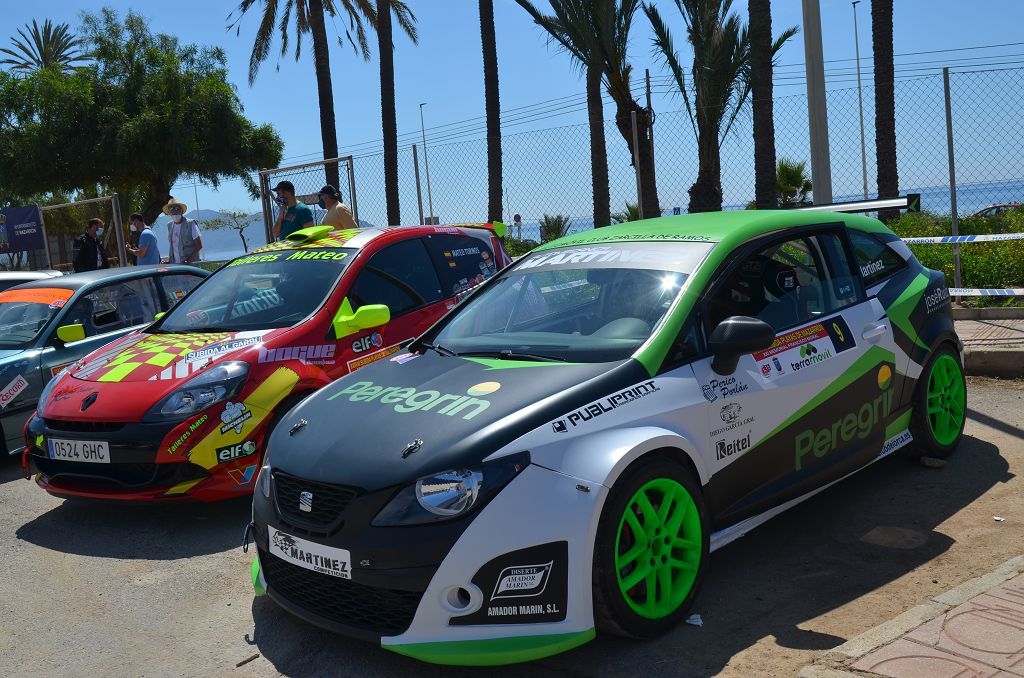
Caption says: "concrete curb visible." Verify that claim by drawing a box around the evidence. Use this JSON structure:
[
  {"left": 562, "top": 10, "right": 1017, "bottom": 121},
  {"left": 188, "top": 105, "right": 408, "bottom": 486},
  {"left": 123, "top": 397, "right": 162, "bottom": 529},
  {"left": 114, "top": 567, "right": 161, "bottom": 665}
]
[
  {"left": 798, "top": 554, "right": 1024, "bottom": 677},
  {"left": 964, "top": 346, "right": 1024, "bottom": 378}
]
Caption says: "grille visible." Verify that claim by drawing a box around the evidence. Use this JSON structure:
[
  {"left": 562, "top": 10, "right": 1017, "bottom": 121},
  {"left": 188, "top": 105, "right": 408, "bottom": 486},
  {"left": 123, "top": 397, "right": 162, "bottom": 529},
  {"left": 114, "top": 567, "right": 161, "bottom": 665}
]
[
  {"left": 273, "top": 471, "right": 360, "bottom": 534},
  {"left": 259, "top": 547, "right": 422, "bottom": 636},
  {"left": 34, "top": 457, "right": 208, "bottom": 489},
  {"left": 44, "top": 419, "right": 125, "bottom": 433}
]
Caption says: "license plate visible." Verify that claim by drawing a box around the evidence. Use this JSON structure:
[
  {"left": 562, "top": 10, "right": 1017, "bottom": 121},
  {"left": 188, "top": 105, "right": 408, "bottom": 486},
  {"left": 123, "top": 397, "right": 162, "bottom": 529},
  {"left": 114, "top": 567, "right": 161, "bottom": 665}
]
[
  {"left": 47, "top": 438, "right": 110, "bottom": 463},
  {"left": 268, "top": 527, "right": 351, "bottom": 579}
]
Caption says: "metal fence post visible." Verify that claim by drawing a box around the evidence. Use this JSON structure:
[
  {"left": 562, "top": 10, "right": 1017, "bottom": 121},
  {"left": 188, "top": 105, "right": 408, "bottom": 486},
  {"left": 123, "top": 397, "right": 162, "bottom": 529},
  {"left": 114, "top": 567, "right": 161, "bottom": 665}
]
[
  {"left": 110, "top": 193, "right": 127, "bottom": 267},
  {"left": 942, "top": 67, "right": 962, "bottom": 294},
  {"left": 412, "top": 144, "right": 425, "bottom": 225},
  {"left": 631, "top": 110, "right": 644, "bottom": 220},
  {"left": 259, "top": 171, "right": 273, "bottom": 244},
  {"left": 347, "top": 160, "right": 359, "bottom": 226},
  {"left": 36, "top": 204, "right": 53, "bottom": 270}
]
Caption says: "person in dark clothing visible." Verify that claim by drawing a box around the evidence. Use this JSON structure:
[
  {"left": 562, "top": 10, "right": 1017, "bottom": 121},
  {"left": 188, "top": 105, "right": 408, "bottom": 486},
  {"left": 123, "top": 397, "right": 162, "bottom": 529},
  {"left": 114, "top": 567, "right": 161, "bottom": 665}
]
[{"left": 72, "top": 218, "right": 109, "bottom": 272}]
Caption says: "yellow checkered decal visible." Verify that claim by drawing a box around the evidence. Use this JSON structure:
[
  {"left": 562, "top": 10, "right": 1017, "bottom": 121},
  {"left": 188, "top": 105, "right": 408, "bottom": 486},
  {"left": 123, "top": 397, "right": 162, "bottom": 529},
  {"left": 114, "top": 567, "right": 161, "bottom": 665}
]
[
  {"left": 255, "top": 228, "right": 362, "bottom": 254},
  {"left": 93, "top": 333, "right": 230, "bottom": 383}
]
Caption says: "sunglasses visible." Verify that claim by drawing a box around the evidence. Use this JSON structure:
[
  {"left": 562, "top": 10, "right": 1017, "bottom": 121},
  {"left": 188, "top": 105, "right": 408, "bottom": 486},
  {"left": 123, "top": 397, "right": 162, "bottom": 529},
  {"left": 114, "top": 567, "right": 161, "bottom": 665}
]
[{"left": 168, "top": 206, "right": 183, "bottom": 213}]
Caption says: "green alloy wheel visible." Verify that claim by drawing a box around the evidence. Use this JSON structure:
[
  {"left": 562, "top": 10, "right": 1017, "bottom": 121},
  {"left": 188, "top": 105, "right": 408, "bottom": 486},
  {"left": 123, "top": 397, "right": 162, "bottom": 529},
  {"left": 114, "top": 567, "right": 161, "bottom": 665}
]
[
  {"left": 593, "top": 459, "right": 708, "bottom": 638},
  {"left": 911, "top": 345, "right": 966, "bottom": 459}
]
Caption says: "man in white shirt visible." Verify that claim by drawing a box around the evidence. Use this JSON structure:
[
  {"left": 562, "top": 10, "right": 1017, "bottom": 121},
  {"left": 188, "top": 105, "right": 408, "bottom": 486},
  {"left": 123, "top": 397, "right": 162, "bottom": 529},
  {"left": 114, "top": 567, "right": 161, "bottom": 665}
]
[
  {"left": 163, "top": 198, "right": 203, "bottom": 264},
  {"left": 317, "top": 185, "right": 357, "bottom": 229}
]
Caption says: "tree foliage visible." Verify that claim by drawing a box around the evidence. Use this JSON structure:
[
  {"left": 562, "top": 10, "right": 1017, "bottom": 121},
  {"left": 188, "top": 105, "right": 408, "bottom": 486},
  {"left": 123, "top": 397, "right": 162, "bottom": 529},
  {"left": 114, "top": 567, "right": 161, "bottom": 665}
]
[
  {"left": 539, "top": 213, "right": 572, "bottom": 242},
  {"left": 0, "top": 9, "right": 283, "bottom": 225},
  {"left": 202, "top": 210, "right": 257, "bottom": 253},
  {"left": 0, "top": 19, "right": 89, "bottom": 73}
]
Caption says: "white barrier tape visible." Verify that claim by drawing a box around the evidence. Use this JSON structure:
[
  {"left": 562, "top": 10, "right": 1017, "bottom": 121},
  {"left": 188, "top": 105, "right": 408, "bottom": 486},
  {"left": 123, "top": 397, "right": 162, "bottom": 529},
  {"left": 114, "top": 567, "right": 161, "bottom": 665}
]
[
  {"left": 902, "top": 233, "right": 1024, "bottom": 244},
  {"left": 948, "top": 288, "right": 1024, "bottom": 296}
]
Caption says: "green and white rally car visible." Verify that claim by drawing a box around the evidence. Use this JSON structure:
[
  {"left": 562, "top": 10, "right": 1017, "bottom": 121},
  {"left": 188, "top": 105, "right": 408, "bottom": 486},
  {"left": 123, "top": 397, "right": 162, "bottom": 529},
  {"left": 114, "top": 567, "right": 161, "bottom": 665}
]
[{"left": 248, "top": 210, "right": 964, "bottom": 665}]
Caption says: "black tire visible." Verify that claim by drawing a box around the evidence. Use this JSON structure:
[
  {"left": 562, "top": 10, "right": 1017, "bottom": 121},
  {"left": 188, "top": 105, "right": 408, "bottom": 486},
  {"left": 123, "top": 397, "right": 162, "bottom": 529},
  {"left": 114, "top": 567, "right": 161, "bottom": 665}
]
[
  {"left": 592, "top": 456, "right": 709, "bottom": 639},
  {"left": 909, "top": 344, "right": 967, "bottom": 459}
]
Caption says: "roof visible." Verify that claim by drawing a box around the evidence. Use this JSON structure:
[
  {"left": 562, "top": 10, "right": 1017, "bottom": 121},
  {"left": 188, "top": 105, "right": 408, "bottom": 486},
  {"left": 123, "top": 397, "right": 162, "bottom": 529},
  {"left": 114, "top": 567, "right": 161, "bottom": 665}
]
[
  {"left": 12, "top": 264, "right": 207, "bottom": 292},
  {"left": 249, "top": 223, "right": 501, "bottom": 258},
  {"left": 536, "top": 210, "right": 891, "bottom": 252},
  {"left": 255, "top": 228, "right": 368, "bottom": 254},
  {"left": 0, "top": 270, "right": 61, "bottom": 281}
]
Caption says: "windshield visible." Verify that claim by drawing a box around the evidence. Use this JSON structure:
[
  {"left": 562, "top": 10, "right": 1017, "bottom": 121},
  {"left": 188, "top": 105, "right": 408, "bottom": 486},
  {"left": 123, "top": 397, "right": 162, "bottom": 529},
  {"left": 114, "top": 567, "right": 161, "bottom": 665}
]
[
  {"left": 0, "top": 287, "right": 74, "bottom": 348},
  {"left": 158, "top": 248, "right": 355, "bottom": 333},
  {"left": 431, "top": 241, "right": 714, "bottom": 362}
]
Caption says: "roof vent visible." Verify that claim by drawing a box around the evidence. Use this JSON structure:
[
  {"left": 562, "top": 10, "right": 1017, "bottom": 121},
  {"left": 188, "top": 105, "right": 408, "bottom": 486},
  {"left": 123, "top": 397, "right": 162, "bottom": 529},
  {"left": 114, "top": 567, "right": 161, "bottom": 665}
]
[{"left": 286, "top": 225, "right": 332, "bottom": 244}]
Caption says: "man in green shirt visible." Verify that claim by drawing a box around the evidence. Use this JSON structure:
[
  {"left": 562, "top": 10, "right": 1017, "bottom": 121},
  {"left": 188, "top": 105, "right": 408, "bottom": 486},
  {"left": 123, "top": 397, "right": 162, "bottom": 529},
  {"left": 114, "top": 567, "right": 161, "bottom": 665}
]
[{"left": 272, "top": 180, "right": 314, "bottom": 241}]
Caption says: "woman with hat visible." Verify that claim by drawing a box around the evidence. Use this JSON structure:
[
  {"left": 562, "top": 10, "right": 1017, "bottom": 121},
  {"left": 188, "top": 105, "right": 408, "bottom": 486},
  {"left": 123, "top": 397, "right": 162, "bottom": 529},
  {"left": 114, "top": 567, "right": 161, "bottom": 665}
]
[
  {"left": 163, "top": 197, "right": 203, "bottom": 264},
  {"left": 317, "top": 185, "right": 357, "bottom": 230}
]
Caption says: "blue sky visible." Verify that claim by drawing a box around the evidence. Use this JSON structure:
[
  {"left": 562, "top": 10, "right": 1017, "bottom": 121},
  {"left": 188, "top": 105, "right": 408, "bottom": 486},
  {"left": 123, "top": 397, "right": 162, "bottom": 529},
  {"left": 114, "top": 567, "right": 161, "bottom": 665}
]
[{"left": 7, "top": 0, "right": 1024, "bottom": 223}]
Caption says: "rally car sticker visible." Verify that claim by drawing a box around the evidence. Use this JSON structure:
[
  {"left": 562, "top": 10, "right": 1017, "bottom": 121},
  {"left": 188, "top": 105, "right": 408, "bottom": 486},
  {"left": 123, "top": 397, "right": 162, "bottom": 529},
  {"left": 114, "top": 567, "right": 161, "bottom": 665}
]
[
  {"left": 0, "top": 374, "right": 29, "bottom": 409},
  {"left": 346, "top": 343, "right": 404, "bottom": 372},
  {"left": 0, "top": 287, "right": 74, "bottom": 306}
]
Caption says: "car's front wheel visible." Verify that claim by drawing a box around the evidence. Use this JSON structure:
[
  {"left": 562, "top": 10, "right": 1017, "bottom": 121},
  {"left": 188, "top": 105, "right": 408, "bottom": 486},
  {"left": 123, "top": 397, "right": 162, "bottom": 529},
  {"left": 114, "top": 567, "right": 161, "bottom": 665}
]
[
  {"left": 592, "top": 457, "right": 708, "bottom": 638},
  {"left": 910, "top": 344, "right": 967, "bottom": 459}
]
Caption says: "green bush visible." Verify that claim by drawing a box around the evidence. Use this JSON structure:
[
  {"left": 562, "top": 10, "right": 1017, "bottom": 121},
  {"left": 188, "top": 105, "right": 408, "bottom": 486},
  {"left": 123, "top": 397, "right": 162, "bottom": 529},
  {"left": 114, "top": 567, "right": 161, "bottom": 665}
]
[
  {"left": 502, "top": 236, "right": 539, "bottom": 258},
  {"left": 889, "top": 211, "right": 1024, "bottom": 306}
]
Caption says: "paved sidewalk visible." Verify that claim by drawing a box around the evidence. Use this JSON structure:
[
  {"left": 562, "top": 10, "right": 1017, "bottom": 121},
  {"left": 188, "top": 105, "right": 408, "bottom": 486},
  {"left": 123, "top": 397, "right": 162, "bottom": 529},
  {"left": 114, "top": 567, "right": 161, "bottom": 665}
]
[
  {"left": 955, "top": 318, "right": 1024, "bottom": 378},
  {"left": 800, "top": 555, "right": 1024, "bottom": 678},
  {"left": 957, "top": 319, "right": 1024, "bottom": 348}
]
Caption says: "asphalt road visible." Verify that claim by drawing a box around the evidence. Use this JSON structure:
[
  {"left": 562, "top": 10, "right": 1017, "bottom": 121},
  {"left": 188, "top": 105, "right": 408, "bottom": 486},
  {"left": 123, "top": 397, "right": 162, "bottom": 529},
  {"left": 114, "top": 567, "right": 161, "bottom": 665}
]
[{"left": 2, "top": 378, "right": 1023, "bottom": 678}]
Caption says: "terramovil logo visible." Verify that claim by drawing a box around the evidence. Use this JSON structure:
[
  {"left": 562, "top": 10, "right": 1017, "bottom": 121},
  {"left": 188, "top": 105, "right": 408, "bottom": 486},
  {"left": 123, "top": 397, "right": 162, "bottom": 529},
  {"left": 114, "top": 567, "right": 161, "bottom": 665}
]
[
  {"left": 925, "top": 286, "right": 951, "bottom": 314},
  {"left": 791, "top": 343, "right": 833, "bottom": 371},
  {"left": 492, "top": 561, "right": 553, "bottom": 599},
  {"left": 327, "top": 380, "right": 501, "bottom": 420},
  {"left": 351, "top": 331, "right": 383, "bottom": 354},
  {"left": 551, "top": 381, "right": 659, "bottom": 432}
]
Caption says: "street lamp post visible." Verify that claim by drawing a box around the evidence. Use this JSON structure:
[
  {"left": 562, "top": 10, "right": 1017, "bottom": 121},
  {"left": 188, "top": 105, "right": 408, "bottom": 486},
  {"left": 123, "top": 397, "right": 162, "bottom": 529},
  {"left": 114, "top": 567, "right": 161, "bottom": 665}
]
[
  {"left": 853, "top": 0, "right": 869, "bottom": 200},
  {"left": 419, "top": 103, "right": 435, "bottom": 224}
]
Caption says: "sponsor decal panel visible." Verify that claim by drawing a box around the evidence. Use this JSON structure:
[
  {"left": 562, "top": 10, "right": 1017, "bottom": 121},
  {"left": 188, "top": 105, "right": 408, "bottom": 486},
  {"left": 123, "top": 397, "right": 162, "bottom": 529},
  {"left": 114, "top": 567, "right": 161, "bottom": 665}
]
[
  {"left": 327, "top": 380, "right": 500, "bottom": 420},
  {"left": 167, "top": 414, "right": 209, "bottom": 455},
  {"left": 259, "top": 344, "right": 336, "bottom": 366},
  {"left": 183, "top": 337, "right": 261, "bottom": 363},
  {"left": 0, "top": 375, "right": 29, "bottom": 409},
  {"left": 345, "top": 343, "right": 402, "bottom": 372},
  {"left": 450, "top": 542, "right": 568, "bottom": 626},
  {"left": 551, "top": 381, "right": 659, "bottom": 432},
  {"left": 220, "top": 402, "right": 252, "bottom": 434},
  {"left": 269, "top": 527, "right": 352, "bottom": 579},
  {"left": 754, "top": 316, "right": 855, "bottom": 377}
]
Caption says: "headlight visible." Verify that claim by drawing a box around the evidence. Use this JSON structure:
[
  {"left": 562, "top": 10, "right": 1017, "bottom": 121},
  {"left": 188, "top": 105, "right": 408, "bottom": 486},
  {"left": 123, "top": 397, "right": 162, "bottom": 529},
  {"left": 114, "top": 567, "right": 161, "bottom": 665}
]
[
  {"left": 372, "top": 452, "right": 529, "bottom": 526},
  {"left": 37, "top": 368, "right": 68, "bottom": 416},
  {"left": 143, "top": 361, "right": 248, "bottom": 423},
  {"left": 257, "top": 462, "right": 271, "bottom": 498}
]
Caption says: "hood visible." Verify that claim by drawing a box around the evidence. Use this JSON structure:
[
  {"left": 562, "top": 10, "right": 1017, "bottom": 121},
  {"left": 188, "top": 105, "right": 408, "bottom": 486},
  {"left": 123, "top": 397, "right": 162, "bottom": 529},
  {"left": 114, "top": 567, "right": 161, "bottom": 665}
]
[
  {"left": 269, "top": 350, "right": 649, "bottom": 491},
  {"left": 69, "top": 330, "right": 273, "bottom": 384}
]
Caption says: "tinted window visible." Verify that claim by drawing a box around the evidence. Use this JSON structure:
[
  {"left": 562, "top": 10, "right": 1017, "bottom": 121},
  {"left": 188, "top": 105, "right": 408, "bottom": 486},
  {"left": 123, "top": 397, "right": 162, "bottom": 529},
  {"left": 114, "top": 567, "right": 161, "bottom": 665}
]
[
  {"left": 157, "top": 273, "right": 205, "bottom": 308},
  {"left": 349, "top": 238, "right": 443, "bottom": 316},
  {"left": 848, "top": 230, "right": 907, "bottom": 287},
  {"left": 425, "top": 234, "right": 500, "bottom": 297},
  {"left": 68, "top": 279, "right": 161, "bottom": 337}
]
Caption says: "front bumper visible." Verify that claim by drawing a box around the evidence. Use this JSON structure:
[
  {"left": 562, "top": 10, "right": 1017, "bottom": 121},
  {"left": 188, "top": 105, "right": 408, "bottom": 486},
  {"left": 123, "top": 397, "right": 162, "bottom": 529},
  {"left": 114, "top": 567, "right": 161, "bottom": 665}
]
[{"left": 252, "top": 463, "right": 606, "bottom": 665}]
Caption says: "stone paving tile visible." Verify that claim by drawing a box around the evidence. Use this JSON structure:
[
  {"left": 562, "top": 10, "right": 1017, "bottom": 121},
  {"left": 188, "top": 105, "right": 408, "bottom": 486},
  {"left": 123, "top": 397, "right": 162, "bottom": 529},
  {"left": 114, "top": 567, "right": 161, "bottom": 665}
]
[
  {"left": 957, "top": 319, "right": 1024, "bottom": 347},
  {"left": 851, "top": 637, "right": 1006, "bottom": 677}
]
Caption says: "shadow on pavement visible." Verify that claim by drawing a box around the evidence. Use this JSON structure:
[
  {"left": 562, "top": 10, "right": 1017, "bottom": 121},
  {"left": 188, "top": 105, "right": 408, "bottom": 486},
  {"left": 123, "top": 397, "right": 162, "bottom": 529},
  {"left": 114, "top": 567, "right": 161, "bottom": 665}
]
[
  {"left": 250, "top": 434, "right": 1010, "bottom": 677},
  {"left": 0, "top": 453, "right": 27, "bottom": 485},
  {"left": 15, "top": 495, "right": 253, "bottom": 560},
  {"left": 968, "top": 407, "right": 1024, "bottom": 440}
]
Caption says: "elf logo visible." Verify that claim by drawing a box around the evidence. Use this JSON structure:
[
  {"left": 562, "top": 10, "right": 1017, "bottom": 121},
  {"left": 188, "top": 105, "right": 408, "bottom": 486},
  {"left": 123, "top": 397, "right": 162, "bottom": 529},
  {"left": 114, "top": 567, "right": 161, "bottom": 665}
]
[
  {"left": 216, "top": 440, "right": 258, "bottom": 462},
  {"left": 716, "top": 432, "right": 750, "bottom": 460},
  {"left": 794, "top": 365, "right": 894, "bottom": 470},
  {"left": 352, "top": 331, "right": 383, "bottom": 353}
]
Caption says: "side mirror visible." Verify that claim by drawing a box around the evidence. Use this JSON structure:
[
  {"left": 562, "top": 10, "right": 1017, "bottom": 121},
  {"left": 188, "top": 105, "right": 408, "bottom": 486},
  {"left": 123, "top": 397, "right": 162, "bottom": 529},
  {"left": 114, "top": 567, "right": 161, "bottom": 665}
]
[
  {"left": 153, "top": 312, "right": 165, "bottom": 321},
  {"left": 332, "top": 302, "right": 390, "bottom": 339},
  {"left": 56, "top": 324, "right": 86, "bottom": 344},
  {"left": 708, "top": 316, "right": 775, "bottom": 376}
]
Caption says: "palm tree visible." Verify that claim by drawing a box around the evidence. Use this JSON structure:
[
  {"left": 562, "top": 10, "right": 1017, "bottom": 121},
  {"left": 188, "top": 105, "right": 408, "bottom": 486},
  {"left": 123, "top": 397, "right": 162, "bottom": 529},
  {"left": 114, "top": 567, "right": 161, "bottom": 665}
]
[
  {"left": 230, "top": 0, "right": 415, "bottom": 189},
  {"left": 776, "top": 157, "right": 812, "bottom": 207},
  {"left": 871, "top": 0, "right": 899, "bottom": 221},
  {"left": 611, "top": 201, "right": 640, "bottom": 223},
  {"left": 645, "top": 0, "right": 796, "bottom": 213},
  {"left": 748, "top": 0, "right": 777, "bottom": 209},
  {"left": 0, "top": 19, "right": 89, "bottom": 73},
  {"left": 539, "top": 214, "right": 572, "bottom": 241},
  {"left": 480, "top": 0, "right": 503, "bottom": 222},
  {"left": 377, "top": 0, "right": 418, "bottom": 226},
  {"left": 517, "top": 0, "right": 611, "bottom": 230}
]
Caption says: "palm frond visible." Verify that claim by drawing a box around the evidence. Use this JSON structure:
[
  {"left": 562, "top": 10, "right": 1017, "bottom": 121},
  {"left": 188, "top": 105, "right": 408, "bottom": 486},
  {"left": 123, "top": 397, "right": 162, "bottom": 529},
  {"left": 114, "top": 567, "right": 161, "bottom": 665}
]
[{"left": 643, "top": 3, "right": 696, "bottom": 139}]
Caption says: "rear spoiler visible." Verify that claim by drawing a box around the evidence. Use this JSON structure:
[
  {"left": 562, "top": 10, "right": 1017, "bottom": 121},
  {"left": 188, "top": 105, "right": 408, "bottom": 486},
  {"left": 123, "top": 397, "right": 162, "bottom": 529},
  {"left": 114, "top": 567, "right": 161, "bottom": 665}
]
[
  {"left": 443, "top": 221, "right": 509, "bottom": 238},
  {"left": 793, "top": 194, "right": 921, "bottom": 214}
]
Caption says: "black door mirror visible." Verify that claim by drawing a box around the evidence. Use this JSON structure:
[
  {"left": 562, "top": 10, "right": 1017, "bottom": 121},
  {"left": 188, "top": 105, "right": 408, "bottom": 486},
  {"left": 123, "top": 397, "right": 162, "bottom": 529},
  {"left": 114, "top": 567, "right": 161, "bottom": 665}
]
[{"left": 708, "top": 316, "right": 776, "bottom": 375}]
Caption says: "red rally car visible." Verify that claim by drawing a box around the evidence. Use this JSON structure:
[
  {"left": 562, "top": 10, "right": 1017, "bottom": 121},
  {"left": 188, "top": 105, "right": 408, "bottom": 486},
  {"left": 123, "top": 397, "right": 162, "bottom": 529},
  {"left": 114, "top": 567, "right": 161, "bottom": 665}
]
[{"left": 24, "top": 223, "right": 510, "bottom": 501}]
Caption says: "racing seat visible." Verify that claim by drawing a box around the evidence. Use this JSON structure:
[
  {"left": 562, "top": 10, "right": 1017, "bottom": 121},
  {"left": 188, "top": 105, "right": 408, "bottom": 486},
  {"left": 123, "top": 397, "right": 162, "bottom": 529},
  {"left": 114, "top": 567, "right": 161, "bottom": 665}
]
[
  {"left": 757, "top": 257, "right": 808, "bottom": 329},
  {"left": 64, "top": 298, "right": 97, "bottom": 337}
]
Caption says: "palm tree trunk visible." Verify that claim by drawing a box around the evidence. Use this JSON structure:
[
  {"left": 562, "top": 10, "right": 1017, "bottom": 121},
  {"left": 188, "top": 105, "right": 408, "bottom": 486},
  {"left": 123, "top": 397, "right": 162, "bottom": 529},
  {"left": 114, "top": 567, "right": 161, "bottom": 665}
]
[
  {"left": 871, "top": 0, "right": 899, "bottom": 221},
  {"left": 689, "top": 114, "right": 723, "bottom": 213},
  {"left": 377, "top": 0, "right": 400, "bottom": 225},
  {"left": 587, "top": 65, "right": 611, "bottom": 229},
  {"left": 613, "top": 103, "right": 660, "bottom": 219},
  {"left": 749, "top": 0, "right": 778, "bottom": 209},
  {"left": 480, "top": 0, "right": 503, "bottom": 222},
  {"left": 309, "top": 0, "right": 341, "bottom": 189}
]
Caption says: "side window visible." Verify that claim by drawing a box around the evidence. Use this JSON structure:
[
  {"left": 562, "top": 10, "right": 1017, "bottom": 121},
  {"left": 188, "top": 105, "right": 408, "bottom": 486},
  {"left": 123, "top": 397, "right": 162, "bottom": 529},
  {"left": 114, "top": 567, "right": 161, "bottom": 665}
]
[
  {"left": 157, "top": 274, "right": 205, "bottom": 308},
  {"left": 424, "top": 234, "right": 500, "bottom": 297},
  {"left": 848, "top": 230, "right": 907, "bottom": 288},
  {"left": 818, "top": 232, "right": 862, "bottom": 308},
  {"left": 349, "top": 239, "right": 443, "bottom": 316},
  {"left": 706, "top": 235, "right": 834, "bottom": 333},
  {"left": 64, "top": 280, "right": 160, "bottom": 337}
]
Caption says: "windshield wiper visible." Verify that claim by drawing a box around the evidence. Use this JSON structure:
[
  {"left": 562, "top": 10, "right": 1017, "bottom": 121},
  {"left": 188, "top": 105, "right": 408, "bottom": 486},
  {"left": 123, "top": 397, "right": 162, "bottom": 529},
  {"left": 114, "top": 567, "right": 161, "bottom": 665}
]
[
  {"left": 419, "top": 341, "right": 457, "bottom": 357},
  {"left": 457, "top": 350, "right": 566, "bottom": 362}
]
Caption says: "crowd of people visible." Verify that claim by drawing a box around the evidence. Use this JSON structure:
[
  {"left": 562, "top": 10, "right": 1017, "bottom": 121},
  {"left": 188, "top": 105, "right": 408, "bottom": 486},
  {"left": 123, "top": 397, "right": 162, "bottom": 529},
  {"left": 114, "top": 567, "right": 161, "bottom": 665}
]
[{"left": 70, "top": 185, "right": 354, "bottom": 272}]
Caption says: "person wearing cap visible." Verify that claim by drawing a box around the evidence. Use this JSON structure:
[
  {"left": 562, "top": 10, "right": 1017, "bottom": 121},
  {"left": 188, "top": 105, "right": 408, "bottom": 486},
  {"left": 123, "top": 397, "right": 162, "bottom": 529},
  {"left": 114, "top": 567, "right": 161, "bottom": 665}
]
[
  {"left": 163, "top": 198, "right": 203, "bottom": 264},
  {"left": 317, "top": 185, "right": 357, "bottom": 230},
  {"left": 272, "top": 180, "right": 314, "bottom": 241}
]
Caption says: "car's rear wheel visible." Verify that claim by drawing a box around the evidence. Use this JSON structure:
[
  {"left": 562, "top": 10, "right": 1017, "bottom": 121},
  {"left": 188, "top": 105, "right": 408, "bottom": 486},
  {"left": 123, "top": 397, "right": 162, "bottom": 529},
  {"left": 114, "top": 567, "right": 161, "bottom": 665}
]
[
  {"left": 592, "top": 457, "right": 708, "bottom": 638},
  {"left": 910, "top": 345, "right": 966, "bottom": 459}
]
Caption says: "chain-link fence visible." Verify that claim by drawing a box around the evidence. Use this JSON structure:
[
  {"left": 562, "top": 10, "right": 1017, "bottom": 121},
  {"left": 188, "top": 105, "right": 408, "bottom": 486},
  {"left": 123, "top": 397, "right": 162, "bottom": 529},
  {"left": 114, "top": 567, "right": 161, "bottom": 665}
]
[
  {"left": 334, "top": 67, "right": 1024, "bottom": 243},
  {"left": 258, "top": 156, "right": 358, "bottom": 242}
]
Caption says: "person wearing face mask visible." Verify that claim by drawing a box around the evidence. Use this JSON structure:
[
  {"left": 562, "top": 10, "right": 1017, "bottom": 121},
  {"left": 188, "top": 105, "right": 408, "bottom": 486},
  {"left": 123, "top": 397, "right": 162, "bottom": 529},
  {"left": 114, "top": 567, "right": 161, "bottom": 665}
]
[
  {"left": 72, "top": 218, "right": 109, "bottom": 272},
  {"left": 317, "top": 184, "right": 357, "bottom": 229},
  {"left": 163, "top": 198, "right": 203, "bottom": 264},
  {"left": 126, "top": 213, "right": 160, "bottom": 265},
  {"left": 271, "top": 180, "right": 314, "bottom": 241}
]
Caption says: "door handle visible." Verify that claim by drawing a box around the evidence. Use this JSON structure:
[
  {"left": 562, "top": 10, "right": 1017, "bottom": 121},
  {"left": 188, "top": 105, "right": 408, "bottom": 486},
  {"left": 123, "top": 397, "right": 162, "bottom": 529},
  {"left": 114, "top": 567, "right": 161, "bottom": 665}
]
[{"left": 862, "top": 322, "right": 889, "bottom": 341}]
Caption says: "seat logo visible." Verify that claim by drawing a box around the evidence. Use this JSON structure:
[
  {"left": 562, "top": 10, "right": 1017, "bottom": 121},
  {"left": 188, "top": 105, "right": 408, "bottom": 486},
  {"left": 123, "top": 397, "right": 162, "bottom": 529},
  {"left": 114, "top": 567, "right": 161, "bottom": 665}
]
[{"left": 299, "top": 491, "right": 313, "bottom": 513}]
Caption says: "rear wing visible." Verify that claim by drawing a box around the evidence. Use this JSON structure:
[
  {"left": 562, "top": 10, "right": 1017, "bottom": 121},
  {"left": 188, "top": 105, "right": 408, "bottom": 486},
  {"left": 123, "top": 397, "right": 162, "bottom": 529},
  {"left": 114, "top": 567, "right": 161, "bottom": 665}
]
[{"left": 793, "top": 194, "right": 921, "bottom": 214}]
